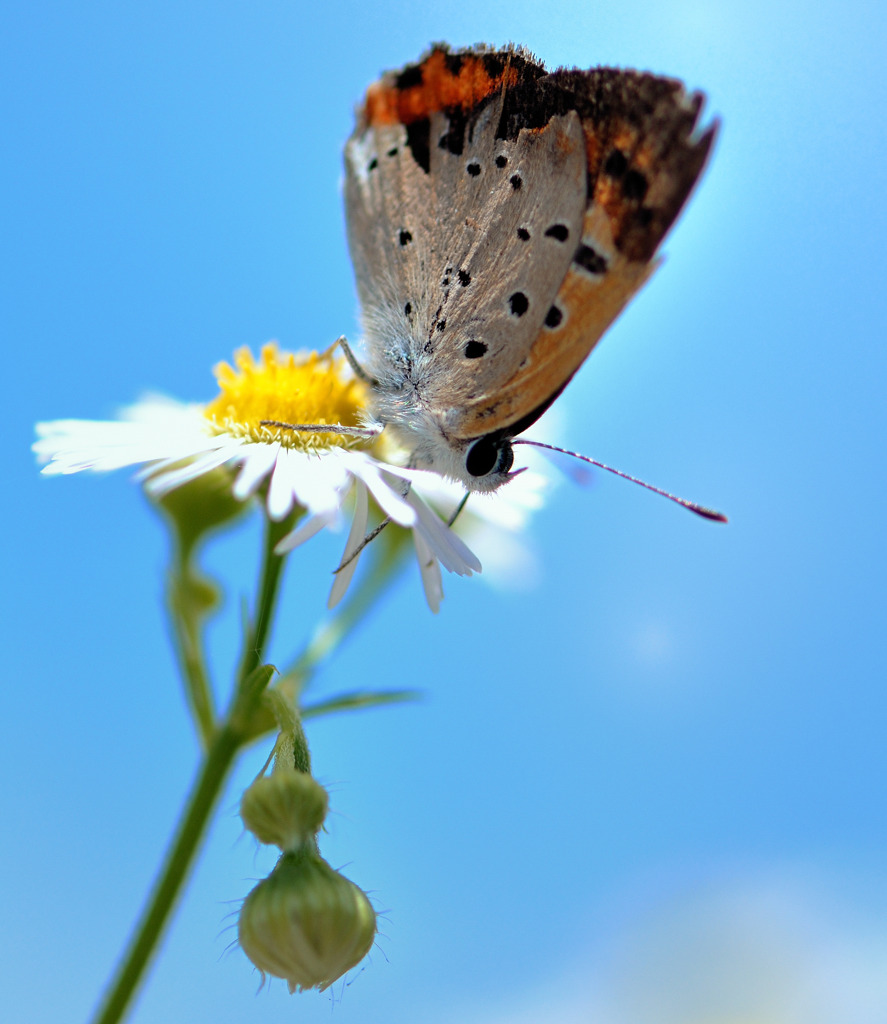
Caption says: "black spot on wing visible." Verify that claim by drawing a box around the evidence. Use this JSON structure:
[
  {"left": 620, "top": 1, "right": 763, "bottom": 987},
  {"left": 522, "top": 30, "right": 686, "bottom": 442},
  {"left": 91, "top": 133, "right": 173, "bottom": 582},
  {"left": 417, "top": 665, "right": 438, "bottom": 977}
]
[
  {"left": 443, "top": 51, "right": 465, "bottom": 76},
  {"left": 438, "top": 56, "right": 715, "bottom": 262},
  {"left": 509, "top": 292, "right": 529, "bottom": 317},
  {"left": 394, "top": 63, "right": 424, "bottom": 90},
  {"left": 405, "top": 118, "right": 431, "bottom": 173},
  {"left": 544, "top": 224, "right": 569, "bottom": 242},
  {"left": 438, "top": 110, "right": 468, "bottom": 156},
  {"left": 464, "top": 340, "right": 487, "bottom": 358},
  {"left": 604, "top": 149, "right": 628, "bottom": 177},
  {"left": 494, "top": 75, "right": 577, "bottom": 139},
  {"left": 544, "top": 305, "right": 563, "bottom": 328},
  {"left": 399, "top": 229, "right": 413, "bottom": 246},
  {"left": 622, "top": 168, "right": 649, "bottom": 201},
  {"left": 574, "top": 243, "right": 608, "bottom": 275}
]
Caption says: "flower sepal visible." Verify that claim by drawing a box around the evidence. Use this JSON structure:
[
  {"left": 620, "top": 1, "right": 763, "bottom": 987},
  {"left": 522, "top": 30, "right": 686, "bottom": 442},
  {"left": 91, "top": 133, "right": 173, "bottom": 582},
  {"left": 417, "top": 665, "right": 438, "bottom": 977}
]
[{"left": 152, "top": 462, "right": 250, "bottom": 562}]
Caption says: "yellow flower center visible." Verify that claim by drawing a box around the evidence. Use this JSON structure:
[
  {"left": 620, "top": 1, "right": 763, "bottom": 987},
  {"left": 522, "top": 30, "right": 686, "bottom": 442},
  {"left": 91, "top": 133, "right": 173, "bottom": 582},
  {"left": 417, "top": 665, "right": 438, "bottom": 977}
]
[{"left": 204, "top": 344, "right": 371, "bottom": 451}]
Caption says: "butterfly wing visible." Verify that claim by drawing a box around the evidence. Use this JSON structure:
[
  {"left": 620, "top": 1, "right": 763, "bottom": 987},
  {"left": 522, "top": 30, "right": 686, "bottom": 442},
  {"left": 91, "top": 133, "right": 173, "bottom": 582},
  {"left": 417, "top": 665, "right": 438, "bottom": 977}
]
[
  {"left": 344, "top": 48, "right": 586, "bottom": 422},
  {"left": 456, "top": 66, "right": 716, "bottom": 438},
  {"left": 344, "top": 45, "right": 715, "bottom": 450}
]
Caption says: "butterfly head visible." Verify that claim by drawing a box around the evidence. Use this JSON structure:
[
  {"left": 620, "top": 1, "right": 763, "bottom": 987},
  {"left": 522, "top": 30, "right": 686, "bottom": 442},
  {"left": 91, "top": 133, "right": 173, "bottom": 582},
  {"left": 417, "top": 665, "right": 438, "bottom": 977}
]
[
  {"left": 383, "top": 413, "right": 518, "bottom": 493},
  {"left": 441, "top": 432, "right": 517, "bottom": 493}
]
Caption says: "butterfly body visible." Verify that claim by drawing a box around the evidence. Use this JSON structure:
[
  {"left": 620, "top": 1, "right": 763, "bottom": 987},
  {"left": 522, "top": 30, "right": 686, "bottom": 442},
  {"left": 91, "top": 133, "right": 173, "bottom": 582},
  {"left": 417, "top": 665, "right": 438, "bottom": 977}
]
[{"left": 344, "top": 45, "right": 715, "bottom": 491}]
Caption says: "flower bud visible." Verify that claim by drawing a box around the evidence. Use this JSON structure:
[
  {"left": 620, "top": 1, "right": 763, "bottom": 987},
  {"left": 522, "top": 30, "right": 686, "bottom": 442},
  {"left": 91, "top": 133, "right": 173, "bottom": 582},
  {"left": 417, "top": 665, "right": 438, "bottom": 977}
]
[
  {"left": 240, "top": 769, "right": 328, "bottom": 852},
  {"left": 238, "top": 848, "right": 376, "bottom": 992}
]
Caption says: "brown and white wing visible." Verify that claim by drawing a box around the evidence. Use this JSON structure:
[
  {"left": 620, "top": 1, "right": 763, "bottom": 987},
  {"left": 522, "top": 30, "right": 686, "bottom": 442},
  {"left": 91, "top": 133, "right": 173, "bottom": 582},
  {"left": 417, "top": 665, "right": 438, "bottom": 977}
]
[
  {"left": 456, "top": 65, "right": 717, "bottom": 439},
  {"left": 343, "top": 47, "right": 715, "bottom": 440}
]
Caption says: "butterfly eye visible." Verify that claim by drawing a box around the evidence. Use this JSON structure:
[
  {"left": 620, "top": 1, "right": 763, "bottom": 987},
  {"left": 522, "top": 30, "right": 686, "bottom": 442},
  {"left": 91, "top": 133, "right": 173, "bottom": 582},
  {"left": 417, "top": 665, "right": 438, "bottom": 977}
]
[{"left": 466, "top": 438, "right": 514, "bottom": 478}]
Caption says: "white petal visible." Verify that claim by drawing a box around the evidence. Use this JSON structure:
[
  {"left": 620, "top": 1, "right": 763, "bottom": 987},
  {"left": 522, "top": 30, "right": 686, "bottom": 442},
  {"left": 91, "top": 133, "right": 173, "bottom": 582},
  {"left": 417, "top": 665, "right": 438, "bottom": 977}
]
[
  {"left": 288, "top": 452, "right": 350, "bottom": 518},
  {"left": 275, "top": 513, "right": 334, "bottom": 554},
  {"left": 406, "top": 491, "right": 481, "bottom": 575},
  {"left": 34, "top": 402, "right": 215, "bottom": 474},
  {"left": 36, "top": 422, "right": 180, "bottom": 473},
  {"left": 142, "top": 444, "right": 242, "bottom": 495},
  {"left": 327, "top": 480, "right": 368, "bottom": 609},
  {"left": 232, "top": 442, "right": 280, "bottom": 500},
  {"left": 413, "top": 530, "right": 443, "bottom": 613},
  {"left": 343, "top": 453, "right": 416, "bottom": 526},
  {"left": 266, "top": 447, "right": 301, "bottom": 520}
]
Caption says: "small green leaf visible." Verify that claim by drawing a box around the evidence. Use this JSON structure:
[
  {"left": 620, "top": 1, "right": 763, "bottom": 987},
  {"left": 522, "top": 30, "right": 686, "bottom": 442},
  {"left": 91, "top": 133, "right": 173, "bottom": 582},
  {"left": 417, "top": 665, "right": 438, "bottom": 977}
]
[{"left": 302, "top": 689, "right": 422, "bottom": 719}]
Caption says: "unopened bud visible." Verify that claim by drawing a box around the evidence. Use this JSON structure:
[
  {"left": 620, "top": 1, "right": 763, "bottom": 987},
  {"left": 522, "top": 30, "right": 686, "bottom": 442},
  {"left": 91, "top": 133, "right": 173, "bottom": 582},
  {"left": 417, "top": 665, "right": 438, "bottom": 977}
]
[
  {"left": 238, "top": 848, "right": 376, "bottom": 992},
  {"left": 241, "top": 769, "right": 328, "bottom": 851}
]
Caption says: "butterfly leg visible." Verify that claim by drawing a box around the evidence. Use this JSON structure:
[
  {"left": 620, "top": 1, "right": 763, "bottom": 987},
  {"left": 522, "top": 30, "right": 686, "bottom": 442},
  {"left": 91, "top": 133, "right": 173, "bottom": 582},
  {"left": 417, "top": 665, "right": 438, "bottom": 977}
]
[
  {"left": 259, "top": 420, "right": 378, "bottom": 439},
  {"left": 333, "top": 516, "right": 392, "bottom": 573},
  {"left": 333, "top": 335, "right": 379, "bottom": 387},
  {"left": 447, "top": 492, "right": 470, "bottom": 527},
  {"left": 333, "top": 473, "right": 415, "bottom": 574}
]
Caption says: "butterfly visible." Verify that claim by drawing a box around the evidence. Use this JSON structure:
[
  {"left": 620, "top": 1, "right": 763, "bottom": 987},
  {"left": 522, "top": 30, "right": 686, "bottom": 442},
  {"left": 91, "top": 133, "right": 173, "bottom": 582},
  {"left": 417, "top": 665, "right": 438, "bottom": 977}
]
[{"left": 341, "top": 43, "right": 718, "bottom": 511}]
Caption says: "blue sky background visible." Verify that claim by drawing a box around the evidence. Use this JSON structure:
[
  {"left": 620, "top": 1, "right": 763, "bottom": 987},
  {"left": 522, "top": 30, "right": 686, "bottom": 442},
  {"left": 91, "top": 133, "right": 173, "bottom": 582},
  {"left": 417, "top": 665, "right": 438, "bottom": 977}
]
[{"left": 4, "top": 1, "right": 887, "bottom": 1022}]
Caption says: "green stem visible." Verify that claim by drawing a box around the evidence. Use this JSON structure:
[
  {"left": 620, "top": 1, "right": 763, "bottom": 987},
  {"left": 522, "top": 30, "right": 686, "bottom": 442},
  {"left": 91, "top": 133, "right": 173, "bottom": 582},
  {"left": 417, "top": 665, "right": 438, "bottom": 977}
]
[
  {"left": 239, "top": 532, "right": 410, "bottom": 743},
  {"left": 90, "top": 725, "right": 240, "bottom": 1024},
  {"left": 239, "top": 514, "right": 293, "bottom": 681},
  {"left": 91, "top": 519, "right": 289, "bottom": 1024}
]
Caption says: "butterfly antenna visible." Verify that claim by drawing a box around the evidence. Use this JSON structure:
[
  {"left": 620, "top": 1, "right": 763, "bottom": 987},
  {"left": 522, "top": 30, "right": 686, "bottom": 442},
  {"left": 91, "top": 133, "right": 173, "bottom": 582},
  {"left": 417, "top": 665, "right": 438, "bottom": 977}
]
[{"left": 513, "top": 440, "right": 727, "bottom": 522}]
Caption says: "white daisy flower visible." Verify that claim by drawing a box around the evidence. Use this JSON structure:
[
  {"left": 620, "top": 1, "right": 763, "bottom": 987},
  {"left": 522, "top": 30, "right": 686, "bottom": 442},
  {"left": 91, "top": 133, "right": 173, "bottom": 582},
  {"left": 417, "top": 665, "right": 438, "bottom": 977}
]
[{"left": 33, "top": 344, "right": 506, "bottom": 609}]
